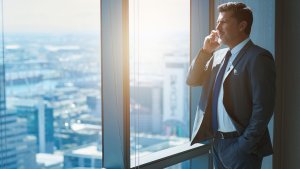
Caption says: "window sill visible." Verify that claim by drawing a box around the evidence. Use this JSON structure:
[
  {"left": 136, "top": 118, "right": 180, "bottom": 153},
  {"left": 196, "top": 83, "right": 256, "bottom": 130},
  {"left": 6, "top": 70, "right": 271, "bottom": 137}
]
[{"left": 130, "top": 142, "right": 211, "bottom": 169}]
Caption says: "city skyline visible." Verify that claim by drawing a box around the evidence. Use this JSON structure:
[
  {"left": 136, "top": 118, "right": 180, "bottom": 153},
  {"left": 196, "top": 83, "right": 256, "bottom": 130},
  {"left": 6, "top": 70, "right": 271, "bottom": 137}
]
[
  {"left": 1, "top": 32, "right": 190, "bottom": 168},
  {"left": 1, "top": 0, "right": 190, "bottom": 168}
]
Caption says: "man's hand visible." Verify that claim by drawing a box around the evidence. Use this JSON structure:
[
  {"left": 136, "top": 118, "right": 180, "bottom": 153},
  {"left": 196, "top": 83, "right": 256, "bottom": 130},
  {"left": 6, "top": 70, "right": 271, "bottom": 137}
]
[{"left": 203, "top": 30, "right": 221, "bottom": 54}]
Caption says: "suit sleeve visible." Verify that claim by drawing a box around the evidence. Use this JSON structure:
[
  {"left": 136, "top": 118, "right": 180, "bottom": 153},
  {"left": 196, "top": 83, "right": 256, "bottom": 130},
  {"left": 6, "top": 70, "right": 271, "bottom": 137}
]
[
  {"left": 186, "top": 49, "right": 213, "bottom": 86},
  {"left": 238, "top": 51, "right": 276, "bottom": 154}
]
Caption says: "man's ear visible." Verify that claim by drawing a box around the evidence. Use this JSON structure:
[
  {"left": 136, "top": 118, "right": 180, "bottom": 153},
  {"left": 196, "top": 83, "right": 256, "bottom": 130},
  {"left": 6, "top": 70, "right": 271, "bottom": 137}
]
[{"left": 239, "top": 21, "right": 247, "bottom": 32}]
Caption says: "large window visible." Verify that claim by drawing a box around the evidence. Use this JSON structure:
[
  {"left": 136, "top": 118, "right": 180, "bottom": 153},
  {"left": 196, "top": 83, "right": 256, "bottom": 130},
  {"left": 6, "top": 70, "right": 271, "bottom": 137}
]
[
  {"left": 129, "top": 0, "right": 190, "bottom": 163},
  {"left": 1, "top": 0, "right": 101, "bottom": 168},
  {"left": 1, "top": 0, "right": 218, "bottom": 168}
]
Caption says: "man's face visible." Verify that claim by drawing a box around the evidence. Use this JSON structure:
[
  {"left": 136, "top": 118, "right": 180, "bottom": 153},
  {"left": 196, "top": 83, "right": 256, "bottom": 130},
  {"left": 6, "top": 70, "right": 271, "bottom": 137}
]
[{"left": 216, "top": 11, "right": 244, "bottom": 47}]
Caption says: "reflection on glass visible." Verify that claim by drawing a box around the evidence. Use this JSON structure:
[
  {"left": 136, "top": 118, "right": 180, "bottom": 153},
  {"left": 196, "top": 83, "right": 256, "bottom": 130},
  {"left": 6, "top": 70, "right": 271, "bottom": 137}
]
[
  {"left": 129, "top": 0, "right": 190, "bottom": 162},
  {"left": 2, "top": 0, "right": 101, "bottom": 168}
]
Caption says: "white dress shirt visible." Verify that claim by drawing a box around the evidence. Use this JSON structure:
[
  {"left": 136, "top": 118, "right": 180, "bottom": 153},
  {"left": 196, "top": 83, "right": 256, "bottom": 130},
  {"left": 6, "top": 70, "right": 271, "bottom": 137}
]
[{"left": 217, "top": 38, "right": 250, "bottom": 132}]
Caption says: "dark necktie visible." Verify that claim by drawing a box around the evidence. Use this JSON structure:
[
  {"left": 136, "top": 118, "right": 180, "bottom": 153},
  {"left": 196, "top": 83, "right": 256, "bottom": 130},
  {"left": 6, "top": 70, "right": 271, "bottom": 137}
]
[{"left": 211, "top": 50, "right": 232, "bottom": 133}]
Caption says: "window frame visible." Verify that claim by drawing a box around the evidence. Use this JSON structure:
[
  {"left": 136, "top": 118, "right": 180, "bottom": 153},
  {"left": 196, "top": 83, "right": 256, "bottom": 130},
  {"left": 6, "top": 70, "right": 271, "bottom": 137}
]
[{"left": 101, "top": 0, "right": 214, "bottom": 168}]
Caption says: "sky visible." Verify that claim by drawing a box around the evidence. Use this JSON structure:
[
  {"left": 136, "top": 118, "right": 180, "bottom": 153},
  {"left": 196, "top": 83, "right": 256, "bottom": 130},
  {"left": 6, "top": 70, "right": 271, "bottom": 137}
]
[
  {"left": 2, "top": 0, "right": 101, "bottom": 33},
  {"left": 1, "top": 0, "right": 189, "bottom": 68},
  {"left": 129, "top": 0, "right": 190, "bottom": 68},
  {"left": 129, "top": 0, "right": 189, "bottom": 34},
  {"left": 2, "top": 0, "right": 189, "bottom": 34}
]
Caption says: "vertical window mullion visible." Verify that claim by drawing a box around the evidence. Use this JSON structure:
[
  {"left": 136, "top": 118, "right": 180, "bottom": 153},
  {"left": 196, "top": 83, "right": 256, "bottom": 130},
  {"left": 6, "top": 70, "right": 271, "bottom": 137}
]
[
  {"left": 101, "top": 0, "right": 130, "bottom": 168},
  {"left": 190, "top": 0, "right": 213, "bottom": 168}
]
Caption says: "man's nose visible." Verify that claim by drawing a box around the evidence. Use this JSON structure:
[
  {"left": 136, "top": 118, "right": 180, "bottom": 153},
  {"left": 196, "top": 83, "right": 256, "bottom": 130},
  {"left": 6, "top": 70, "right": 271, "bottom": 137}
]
[{"left": 216, "top": 23, "right": 221, "bottom": 30}]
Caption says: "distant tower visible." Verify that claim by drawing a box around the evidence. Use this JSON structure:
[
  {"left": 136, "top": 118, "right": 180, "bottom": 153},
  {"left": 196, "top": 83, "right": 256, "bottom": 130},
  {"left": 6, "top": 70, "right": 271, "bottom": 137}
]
[
  {"left": 0, "top": 110, "right": 18, "bottom": 169},
  {"left": 13, "top": 99, "right": 54, "bottom": 153},
  {"left": 1, "top": 32, "right": 19, "bottom": 168},
  {"left": 1, "top": 48, "right": 38, "bottom": 169},
  {"left": 163, "top": 55, "right": 189, "bottom": 137}
]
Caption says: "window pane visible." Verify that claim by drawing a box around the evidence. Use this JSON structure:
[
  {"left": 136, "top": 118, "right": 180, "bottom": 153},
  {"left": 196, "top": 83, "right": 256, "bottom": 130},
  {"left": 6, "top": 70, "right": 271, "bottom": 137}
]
[
  {"left": 2, "top": 0, "right": 101, "bottom": 168},
  {"left": 165, "top": 160, "right": 190, "bottom": 169},
  {"left": 129, "top": 0, "right": 190, "bottom": 160}
]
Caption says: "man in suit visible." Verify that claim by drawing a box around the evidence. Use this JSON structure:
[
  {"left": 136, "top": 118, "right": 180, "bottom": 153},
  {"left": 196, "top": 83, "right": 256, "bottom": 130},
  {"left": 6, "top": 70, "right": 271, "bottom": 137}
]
[{"left": 186, "top": 2, "right": 275, "bottom": 169}]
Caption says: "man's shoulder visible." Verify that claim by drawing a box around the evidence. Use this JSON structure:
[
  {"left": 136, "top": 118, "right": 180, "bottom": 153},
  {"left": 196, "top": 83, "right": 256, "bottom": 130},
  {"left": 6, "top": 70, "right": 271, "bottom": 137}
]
[
  {"left": 246, "top": 43, "right": 274, "bottom": 67},
  {"left": 247, "top": 43, "right": 273, "bottom": 57}
]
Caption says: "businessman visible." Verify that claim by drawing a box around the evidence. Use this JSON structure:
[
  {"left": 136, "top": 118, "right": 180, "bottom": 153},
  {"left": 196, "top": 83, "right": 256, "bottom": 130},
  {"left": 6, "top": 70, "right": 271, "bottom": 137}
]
[{"left": 186, "top": 2, "right": 275, "bottom": 169}]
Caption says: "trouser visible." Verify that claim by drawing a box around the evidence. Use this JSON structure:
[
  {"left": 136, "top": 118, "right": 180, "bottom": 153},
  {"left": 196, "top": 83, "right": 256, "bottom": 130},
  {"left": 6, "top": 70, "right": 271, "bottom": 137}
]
[{"left": 212, "top": 137, "right": 263, "bottom": 169}]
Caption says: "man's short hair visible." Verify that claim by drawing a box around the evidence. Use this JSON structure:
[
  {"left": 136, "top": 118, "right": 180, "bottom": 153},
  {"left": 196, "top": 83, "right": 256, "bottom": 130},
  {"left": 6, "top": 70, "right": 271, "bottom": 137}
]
[{"left": 218, "top": 2, "right": 253, "bottom": 35}]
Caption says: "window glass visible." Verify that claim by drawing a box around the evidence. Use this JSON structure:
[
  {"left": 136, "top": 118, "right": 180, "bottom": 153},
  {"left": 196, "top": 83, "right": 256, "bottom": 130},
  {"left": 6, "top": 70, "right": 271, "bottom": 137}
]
[
  {"left": 129, "top": 0, "right": 190, "bottom": 160},
  {"left": 2, "top": 0, "right": 101, "bottom": 168}
]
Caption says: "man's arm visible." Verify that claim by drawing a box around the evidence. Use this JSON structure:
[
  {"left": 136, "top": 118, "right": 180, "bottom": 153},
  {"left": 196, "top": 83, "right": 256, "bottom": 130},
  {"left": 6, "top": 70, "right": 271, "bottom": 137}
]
[
  {"left": 186, "top": 49, "right": 213, "bottom": 86},
  {"left": 238, "top": 51, "right": 276, "bottom": 154},
  {"left": 186, "top": 30, "right": 220, "bottom": 86}
]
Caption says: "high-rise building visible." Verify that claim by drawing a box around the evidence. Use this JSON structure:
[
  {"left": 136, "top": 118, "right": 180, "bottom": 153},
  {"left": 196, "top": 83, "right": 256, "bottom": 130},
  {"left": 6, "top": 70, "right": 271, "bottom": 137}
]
[
  {"left": 163, "top": 55, "right": 189, "bottom": 137},
  {"left": 130, "top": 81, "right": 163, "bottom": 135},
  {"left": 86, "top": 95, "right": 101, "bottom": 117},
  {"left": 63, "top": 143, "right": 101, "bottom": 169},
  {"left": 1, "top": 43, "right": 18, "bottom": 169},
  {"left": 9, "top": 98, "right": 54, "bottom": 153},
  {"left": 15, "top": 119, "right": 39, "bottom": 169},
  {"left": 0, "top": 97, "right": 38, "bottom": 169},
  {"left": 0, "top": 111, "right": 19, "bottom": 169}
]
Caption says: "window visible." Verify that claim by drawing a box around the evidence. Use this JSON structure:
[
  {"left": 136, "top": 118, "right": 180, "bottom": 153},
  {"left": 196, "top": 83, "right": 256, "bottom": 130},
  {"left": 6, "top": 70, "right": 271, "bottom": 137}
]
[
  {"left": 129, "top": 0, "right": 190, "bottom": 163},
  {"left": 1, "top": 0, "right": 218, "bottom": 168},
  {"left": 1, "top": 0, "right": 101, "bottom": 168}
]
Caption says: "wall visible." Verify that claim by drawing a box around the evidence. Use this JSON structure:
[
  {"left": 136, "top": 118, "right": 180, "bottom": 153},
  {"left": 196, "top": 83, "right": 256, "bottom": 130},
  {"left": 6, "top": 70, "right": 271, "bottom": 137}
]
[{"left": 275, "top": 0, "right": 300, "bottom": 168}]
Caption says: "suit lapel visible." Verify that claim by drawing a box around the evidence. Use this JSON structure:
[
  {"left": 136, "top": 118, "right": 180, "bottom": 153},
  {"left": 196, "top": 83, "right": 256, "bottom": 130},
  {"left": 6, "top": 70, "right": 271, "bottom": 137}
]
[{"left": 224, "top": 40, "right": 253, "bottom": 80}]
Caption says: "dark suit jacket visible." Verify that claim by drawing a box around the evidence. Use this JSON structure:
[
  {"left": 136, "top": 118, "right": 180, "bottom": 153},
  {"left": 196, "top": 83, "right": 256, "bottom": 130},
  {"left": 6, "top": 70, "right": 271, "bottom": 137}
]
[{"left": 186, "top": 40, "right": 276, "bottom": 157}]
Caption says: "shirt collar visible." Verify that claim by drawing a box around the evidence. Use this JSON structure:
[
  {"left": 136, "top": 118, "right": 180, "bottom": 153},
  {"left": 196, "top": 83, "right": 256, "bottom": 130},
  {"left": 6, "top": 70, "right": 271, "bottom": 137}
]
[{"left": 230, "top": 38, "right": 250, "bottom": 55}]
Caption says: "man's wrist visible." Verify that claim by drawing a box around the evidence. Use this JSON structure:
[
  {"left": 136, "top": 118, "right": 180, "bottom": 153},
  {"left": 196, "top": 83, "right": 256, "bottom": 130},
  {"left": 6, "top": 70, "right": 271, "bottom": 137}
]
[{"left": 201, "top": 48, "right": 213, "bottom": 55}]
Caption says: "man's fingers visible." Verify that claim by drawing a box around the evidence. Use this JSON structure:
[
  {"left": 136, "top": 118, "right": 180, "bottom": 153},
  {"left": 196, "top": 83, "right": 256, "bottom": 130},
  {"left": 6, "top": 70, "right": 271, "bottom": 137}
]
[{"left": 211, "top": 30, "right": 218, "bottom": 34}]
